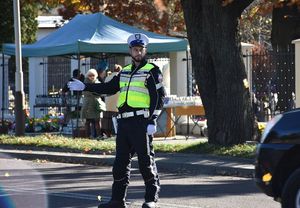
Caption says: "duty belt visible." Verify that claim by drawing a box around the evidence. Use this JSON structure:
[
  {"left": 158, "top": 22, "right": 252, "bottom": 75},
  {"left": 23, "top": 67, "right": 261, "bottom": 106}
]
[{"left": 117, "top": 110, "right": 149, "bottom": 119}]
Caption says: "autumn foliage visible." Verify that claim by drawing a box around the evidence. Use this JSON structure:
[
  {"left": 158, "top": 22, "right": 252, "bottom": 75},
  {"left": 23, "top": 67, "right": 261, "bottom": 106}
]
[{"left": 39, "top": 0, "right": 185, "bottom": 35}]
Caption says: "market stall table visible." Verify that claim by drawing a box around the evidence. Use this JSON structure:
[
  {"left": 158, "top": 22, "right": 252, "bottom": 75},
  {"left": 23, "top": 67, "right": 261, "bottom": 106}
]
[{"left": 156, "top": 104, "right": 205, "bottom": 139}]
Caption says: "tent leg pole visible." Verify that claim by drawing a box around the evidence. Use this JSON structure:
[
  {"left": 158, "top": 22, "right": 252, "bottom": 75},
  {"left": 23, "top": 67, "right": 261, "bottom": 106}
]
[
  {"left": 186, "top": 50, "right": 190, "bottom": 96},
  {"left": 75, "top": 54, "right": 81, "bottom": 138},
  {"left": 1, "top": 53, "right": 5, "bottom": 127}
]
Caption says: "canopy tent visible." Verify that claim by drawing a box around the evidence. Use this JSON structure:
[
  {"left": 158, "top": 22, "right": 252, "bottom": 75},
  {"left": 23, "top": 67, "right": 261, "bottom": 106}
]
[{"left": 2, "top": 13, "right": 188, "bottom": 57}]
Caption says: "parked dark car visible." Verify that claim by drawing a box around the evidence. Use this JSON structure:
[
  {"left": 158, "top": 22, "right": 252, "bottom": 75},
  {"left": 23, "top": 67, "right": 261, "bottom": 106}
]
[{"left": 255, "top": 108, "right": 300, "bottom": 208}]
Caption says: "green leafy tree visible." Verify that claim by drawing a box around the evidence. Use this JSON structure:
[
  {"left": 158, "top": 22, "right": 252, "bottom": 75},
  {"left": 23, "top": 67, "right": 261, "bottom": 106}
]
[
  {"left": 1, "top": 0, "right": 38, "bottom": 95},
  {"left": 0, "top": 0, "right": 14, "bottom": 49},
  {"left": 0, "top": 0, "right": 38, "bottom": 49},
  {"left": 20, "top": 2, "right": 39, "bottom": 44}
]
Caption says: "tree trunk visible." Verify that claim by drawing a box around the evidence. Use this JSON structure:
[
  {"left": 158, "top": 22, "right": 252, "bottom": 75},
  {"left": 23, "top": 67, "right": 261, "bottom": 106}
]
[{"left": 181, "top": 0, "right": 254, "bottom": 145}]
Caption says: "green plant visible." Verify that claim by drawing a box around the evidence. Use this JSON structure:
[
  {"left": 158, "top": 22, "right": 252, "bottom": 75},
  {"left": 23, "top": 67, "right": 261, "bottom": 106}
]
[
  {"left": 25, "top": 115, "right": 63, "bottom": 133},
  {"left": 0, "top": 135, "right": 257, "bottom": 158}
]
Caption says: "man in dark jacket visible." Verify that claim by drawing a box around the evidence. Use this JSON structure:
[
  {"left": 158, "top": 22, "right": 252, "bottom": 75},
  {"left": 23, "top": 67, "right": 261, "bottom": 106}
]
[
  {"left": 61, "top": 69, "right": 84, "bottom": 124},
  {"left": 62, "top": 69, "right": 84, "bottom": 94},
  {"left": 68, "top": 33, "right": 165, "bottom": 208}
]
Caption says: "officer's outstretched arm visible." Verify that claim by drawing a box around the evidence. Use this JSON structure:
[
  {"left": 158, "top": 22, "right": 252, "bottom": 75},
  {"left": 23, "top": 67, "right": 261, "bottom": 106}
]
[
  {"left": 68, "top": 78, "right": 85, "bottom": 91},
  {"left": 84, "top": 74, "right": 120, "bottom": 95}
]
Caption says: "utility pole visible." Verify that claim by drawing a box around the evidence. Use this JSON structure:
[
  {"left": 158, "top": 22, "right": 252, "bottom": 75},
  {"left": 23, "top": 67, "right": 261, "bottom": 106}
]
[{"left": 14, "top": 0, "right": 25, "bottom": 136}]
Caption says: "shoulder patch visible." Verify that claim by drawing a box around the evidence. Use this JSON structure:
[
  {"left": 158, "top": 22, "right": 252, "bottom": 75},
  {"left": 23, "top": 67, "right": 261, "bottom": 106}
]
[{"left": 158, "top": 74, "right": 163, "bottom": 83}]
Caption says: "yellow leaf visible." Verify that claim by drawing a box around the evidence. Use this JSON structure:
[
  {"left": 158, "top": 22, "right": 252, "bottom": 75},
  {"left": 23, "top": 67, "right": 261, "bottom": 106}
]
[
  {"left": 249, "top": 6, "right": 259, "bottom": 18},
  {"left": 243, "top": 79, "right": 249, "bottom": 89},
  {"left": 71, "top": 0, "right": 81, "bottom": 3},
  {"left": 97, "top": 195, "right": 102, "bottom": 201}
]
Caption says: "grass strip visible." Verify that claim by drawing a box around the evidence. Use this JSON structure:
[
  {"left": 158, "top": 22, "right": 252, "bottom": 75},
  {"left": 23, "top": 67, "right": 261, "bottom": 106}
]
[
  {"left": 0, "top": 134, "right": 256, "bottom": 158},
  {"left": 154, "top": 142, "right": 256, "bottom": 158}
]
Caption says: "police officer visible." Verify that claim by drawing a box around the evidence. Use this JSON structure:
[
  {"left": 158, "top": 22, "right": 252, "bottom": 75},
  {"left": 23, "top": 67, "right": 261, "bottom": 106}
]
[{"left": 68, "top": 33, "right": 165, "bottom": 208}]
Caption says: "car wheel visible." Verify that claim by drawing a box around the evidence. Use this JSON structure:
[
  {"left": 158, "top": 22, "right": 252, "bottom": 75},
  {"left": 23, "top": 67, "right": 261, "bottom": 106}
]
[{"left": 282, "top": 168, "right": 300, "bottom": 208}]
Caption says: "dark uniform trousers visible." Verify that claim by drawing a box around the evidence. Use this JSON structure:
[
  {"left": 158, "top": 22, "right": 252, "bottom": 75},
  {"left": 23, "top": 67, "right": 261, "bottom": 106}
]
[{"left": 111, "top": 115, "right": 160, "bottom": 202}]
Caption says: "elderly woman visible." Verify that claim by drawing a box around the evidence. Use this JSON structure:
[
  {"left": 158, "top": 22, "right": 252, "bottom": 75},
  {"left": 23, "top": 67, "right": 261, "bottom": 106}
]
[{"left": 81, "top": 69, "right": 105, "bottom": 138}]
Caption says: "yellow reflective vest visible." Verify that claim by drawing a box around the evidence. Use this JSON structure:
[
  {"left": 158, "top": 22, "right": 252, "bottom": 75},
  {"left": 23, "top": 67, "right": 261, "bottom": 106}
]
[{"left": 117, "top": 63, "right": 154, "bottom": 108}]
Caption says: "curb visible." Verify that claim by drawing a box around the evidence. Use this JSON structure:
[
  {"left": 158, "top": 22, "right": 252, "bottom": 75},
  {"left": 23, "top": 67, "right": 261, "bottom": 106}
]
[
  {"left": 0, "top": 148, "right": 115, "bottom": 166},
  {"left": 155, "top": 153, "right": 254, "bottom": 178},
  {"left": 0, "top": 146, "right": 254, "bottom": 178}
]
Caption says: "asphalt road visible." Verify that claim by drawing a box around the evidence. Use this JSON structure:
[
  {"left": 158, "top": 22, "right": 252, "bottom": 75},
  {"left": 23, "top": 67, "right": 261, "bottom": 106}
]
[{"left": 0, "top": 156, "right": 280, "bottom": 208}]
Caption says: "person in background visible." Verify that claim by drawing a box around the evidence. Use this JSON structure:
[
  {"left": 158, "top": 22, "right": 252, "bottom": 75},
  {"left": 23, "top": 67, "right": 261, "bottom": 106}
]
[
  {"left": 97, "top": 60, "right": 108, "bottom": 83},
  {"left": 96, "top": 60, "right": 108, "bottom": 137},
  {"left": 61, "top": 69, "right": 84, "bottom": 125},
  {"left": 81, "top": 69, "right": 102, "bottom": 138},
  {"left": 68, "top": 33, "right": 165, "bottom": 208},
  {"left": 192, "top": 78, "right": 200, "bottom": 96},
  {"left": 102, "top": 64, "right": 122, "bottom": 137},
  {"left": 62, "top": 69, "right": 84, "bottom": 94}
]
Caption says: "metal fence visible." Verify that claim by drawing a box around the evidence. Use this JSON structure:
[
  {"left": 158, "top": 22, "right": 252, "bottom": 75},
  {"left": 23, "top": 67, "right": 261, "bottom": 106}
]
[
  {"left": 81, "top": 56, "right": 118, "bottom": 75},
  {"left": 40, "top": 56, "right": 118, "bottom": 95},
  {"left": 7, "top": 57, "right": 30, "bottom": 94},
  {"left": 249, "top": 47, "right": 295, "bottom": 121},
  {"left": 47, "top": 56, "right": 71, "bottom": 93},
  {"left": 3, "top": 48, "right": 296, "bottom": 122}
]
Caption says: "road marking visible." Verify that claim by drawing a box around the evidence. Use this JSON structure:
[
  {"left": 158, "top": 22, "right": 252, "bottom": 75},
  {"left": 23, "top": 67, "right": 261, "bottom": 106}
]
[
  {"left": 129, "top": 200, "right": 202, "bottom": 208},
  {"left": 1, "top": 186, "right": 203, "bottom": 208},
  {"left": 49, "top": 192, "right": 101, "bottom": 201}
]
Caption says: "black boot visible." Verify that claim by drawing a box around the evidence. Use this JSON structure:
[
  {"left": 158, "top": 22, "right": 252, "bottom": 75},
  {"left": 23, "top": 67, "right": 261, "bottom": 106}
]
[
  {"left": 98, "top": 200, "right": 127, "bottom": 208},
  {"left": 142, "top": 201, "right": 158, "bottom": 208}
]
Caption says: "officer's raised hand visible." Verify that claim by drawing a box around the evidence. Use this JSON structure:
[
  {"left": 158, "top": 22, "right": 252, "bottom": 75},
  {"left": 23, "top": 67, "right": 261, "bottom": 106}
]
[{"left": 67, "top": 78, "right": 85, "bottom": 91}]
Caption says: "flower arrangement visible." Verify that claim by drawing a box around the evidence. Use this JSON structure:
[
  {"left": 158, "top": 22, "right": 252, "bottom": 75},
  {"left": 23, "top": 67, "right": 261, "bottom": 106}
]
[
  {"left": 0, "top": 120, "right": 13, "bottom": 129},
  {"left": 25, "top": 114, "right": 64, "bottom": 133},
  {"left": 0, "top": 120, "right": 13, "bottom": 134}
]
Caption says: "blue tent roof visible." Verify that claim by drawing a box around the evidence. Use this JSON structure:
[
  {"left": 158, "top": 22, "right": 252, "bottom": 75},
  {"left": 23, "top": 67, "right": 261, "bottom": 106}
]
[{"left": 3, "top": 13, "right": 188, "bottom": 57}]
